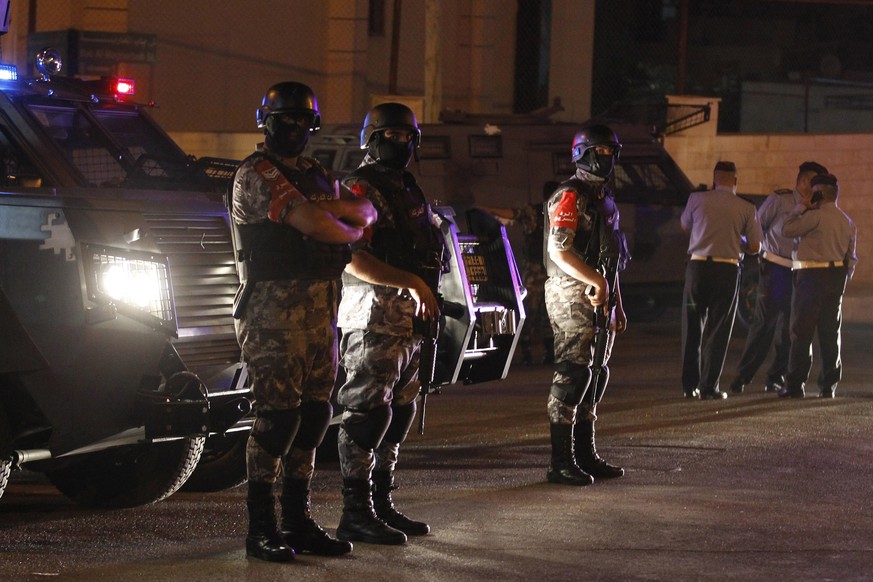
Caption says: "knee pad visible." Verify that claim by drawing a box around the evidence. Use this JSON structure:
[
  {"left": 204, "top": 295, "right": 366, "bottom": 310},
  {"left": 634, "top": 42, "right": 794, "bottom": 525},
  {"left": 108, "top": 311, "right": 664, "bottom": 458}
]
[
  {"left": 383, "top": 401, "right": 417, "bottom": 445},
  {"left": 251, "top": 408, "right": 301, "bottom": 457},
  {"left": 550, "top": 361, "right": 592, "bottom": 407},
  {"left": 342, "top": 405, "right": 392, "bottom": 451},
  {"left": 293, "top": 400, "right": 333, "bottom": 450}
]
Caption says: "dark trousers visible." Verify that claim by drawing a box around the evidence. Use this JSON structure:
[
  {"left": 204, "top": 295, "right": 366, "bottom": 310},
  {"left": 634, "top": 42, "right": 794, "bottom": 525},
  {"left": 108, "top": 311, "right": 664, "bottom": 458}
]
[
  {"left": 785, "top": 267, "right": 847, "bottom": 392},
  {"left": 681, "top": 261, "right": 741, "bottom": 394},
  {"left": 736, "top": 260, "right": 793, "bottom": 385}
]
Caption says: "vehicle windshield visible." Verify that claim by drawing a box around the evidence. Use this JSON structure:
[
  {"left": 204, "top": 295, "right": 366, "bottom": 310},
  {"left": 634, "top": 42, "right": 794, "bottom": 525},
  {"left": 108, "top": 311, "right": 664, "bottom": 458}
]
[{"left": 22, "top": 101, "right": 235, "bottom": 191}]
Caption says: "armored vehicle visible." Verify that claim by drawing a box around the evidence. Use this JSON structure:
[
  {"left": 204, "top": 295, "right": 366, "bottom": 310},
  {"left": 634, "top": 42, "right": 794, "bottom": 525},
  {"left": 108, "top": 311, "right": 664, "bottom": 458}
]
[
  {"left": 0, "top": 50, "right": 251, "bottom": 507},
  {"left": 0, "top": 51, "right": 527, "bottom": 505}
]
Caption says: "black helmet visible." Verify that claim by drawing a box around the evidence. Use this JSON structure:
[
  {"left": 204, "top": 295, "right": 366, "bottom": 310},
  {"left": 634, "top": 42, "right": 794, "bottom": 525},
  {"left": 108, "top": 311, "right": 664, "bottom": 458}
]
[
  {"left": 360, "top": 102, "right": 421, "bottom": 149},
  {"left": 256, "top": 81, "right": 321, "bottom": 133},
  {"left": 571, "top": 124, "right": 622, "bottom": 163},
  {"left": 571, "top": 124, "right": 621, "bottom": 177}
]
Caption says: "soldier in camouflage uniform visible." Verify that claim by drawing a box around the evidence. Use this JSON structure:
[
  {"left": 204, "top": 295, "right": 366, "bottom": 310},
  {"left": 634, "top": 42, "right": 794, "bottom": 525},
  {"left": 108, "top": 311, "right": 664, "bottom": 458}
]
[
  {"left": 232, "top": 82, "right": 376, "bottom": 562},
  {"left": 544, "top": 125, "right": 629, "bottom": 486},
  {"left": 477, "top": 180, "right": 558, "bottom": 365},
  {"left": 335, "top": 103, "right": 445, "bottom": 545}
]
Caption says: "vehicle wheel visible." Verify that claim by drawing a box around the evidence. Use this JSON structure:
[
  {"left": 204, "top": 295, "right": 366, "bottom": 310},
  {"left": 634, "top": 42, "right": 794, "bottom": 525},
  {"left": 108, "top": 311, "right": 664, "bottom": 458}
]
[
  {"left": 0, "top": 458, "right": 10, "bottom": 501},
  {"left": 181, "top": 431, "right": 248, "bottom": 492},
  {"left": 44, "top": 437, "right": 204, "bottom": 508}
]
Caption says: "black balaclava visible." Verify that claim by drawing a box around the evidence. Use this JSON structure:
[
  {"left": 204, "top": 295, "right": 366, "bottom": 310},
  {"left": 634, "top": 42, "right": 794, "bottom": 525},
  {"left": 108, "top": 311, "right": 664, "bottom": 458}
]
[
  {"left": 264, "top": 115, "right": 310, "bottom": 157},
  {"left": 576, "top": 148, "right": 615, "bottom": 178},
  {"left": 369, "top": 132, "right": 414, "bottom": 170}
]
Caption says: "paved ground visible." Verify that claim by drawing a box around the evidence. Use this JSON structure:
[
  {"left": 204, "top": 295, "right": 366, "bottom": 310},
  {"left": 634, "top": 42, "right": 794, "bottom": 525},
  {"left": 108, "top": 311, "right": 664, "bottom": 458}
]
[{"left": 2, "top": 313, "right": 872, "bottom": 581}]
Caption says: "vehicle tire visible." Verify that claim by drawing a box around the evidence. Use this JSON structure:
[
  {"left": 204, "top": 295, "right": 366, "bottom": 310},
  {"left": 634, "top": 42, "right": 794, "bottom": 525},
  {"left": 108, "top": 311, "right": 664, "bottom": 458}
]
[
  {"left": 181, "top": 431, "right": 248, "bottom": 492},
  {"left": 0, "top": 458, "right": 10, "bottom": 501},
  {"left": 44, "top": 437, "right": 204, "bottom": 508}
]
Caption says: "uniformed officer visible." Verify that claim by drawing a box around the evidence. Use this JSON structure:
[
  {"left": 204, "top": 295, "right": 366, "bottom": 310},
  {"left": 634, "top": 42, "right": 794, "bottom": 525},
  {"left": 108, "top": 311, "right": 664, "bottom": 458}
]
[
  {"left": 543, "top": 124, "right": 630, "bottom": 486},
  {"left": 335, "top": 103, "right": 446, "bottom": 544},
  {"left": 779, "top": 173, "right": 857, "bottom": 398},
  {"left": 729, "top": 161, "right": 828, "bottom": 394},
  {"left": 680, "top": 161, "right": 762, "bottom": 400},
  {"left": 232, "top": 81, "right": 376, "bottom": 562}
]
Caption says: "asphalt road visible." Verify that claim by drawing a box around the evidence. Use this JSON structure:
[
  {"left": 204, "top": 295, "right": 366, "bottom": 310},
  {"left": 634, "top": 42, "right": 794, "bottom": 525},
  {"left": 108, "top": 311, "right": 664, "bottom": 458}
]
[{"left": 2, "top": 313, "right": 872, "bottom": 581}]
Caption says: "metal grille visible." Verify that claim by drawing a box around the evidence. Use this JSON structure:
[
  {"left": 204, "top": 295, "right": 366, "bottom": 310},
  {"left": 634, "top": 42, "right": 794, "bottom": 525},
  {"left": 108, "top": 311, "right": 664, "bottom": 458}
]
[
  {"left": 144, "top": 213, "right": 237, "bottom": 330},
  {"left": 144, "top": 213, "right": 240, "bottom": 371}
]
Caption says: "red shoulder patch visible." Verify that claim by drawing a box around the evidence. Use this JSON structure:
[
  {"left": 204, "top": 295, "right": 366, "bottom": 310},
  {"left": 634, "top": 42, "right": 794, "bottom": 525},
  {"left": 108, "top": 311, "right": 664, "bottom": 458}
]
[
  {"left": 349, "top": 182, "right": 367, "bottom": 197},
  {"left": 551, "top": 190, "right": 579, "bottom": 230}
]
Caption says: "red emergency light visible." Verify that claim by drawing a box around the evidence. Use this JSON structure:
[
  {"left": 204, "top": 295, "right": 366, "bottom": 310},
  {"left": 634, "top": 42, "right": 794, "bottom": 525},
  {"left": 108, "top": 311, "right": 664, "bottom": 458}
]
[{"left": 114, "top": 78, "right": 135, "bottom": 95}]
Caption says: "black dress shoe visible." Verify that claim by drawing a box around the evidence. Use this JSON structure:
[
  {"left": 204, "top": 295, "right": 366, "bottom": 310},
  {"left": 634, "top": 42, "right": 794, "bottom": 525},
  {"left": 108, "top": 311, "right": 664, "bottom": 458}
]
[
  {"left": 764, "top": 382, "right": 783, "bottom": 393},
  {"left": 729, "top": 378, "right": 745, "bottom": 394},
  {"left": 819, "top": 389, "right": 835, "bottom": 398},
  {"left": 777, "top": 387, "right": 804, "bottom": 398},
  {"left": 700, "top": 390, "right": 728, "bottom": 400},
  {"left": 683, "top": 388, "right": 700, "bottom": 399}
]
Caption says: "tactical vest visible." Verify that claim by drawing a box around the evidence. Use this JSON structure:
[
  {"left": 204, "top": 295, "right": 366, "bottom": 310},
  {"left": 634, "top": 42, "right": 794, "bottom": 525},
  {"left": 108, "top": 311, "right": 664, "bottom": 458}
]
[
  {"left": 342, "top": 164, "right": 445, "bottom": 291},
  {"left": 233, "top": 153, "right": 351, "bottom": 282},
  {"left": 543, "top": 177, "right": 628, "bottom": 277}
]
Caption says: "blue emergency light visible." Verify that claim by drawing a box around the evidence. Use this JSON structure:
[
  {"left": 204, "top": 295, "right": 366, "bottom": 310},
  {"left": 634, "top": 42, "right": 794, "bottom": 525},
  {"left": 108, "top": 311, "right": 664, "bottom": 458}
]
[{"left": 0, "top": 63, "right": 18, "bottom": 81}]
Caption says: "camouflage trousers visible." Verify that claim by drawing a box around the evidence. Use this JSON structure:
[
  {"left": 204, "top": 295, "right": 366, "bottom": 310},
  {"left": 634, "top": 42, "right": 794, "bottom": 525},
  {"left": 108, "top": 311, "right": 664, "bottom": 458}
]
[
  {"left": 337, "top": 329, "right": 421, "bottom": 479},
  {"left": 236, "top": 302, "right": 338, "bottom": 484},
  {"left": 545, "top": 276, "right": 615, "bottom": 425}
]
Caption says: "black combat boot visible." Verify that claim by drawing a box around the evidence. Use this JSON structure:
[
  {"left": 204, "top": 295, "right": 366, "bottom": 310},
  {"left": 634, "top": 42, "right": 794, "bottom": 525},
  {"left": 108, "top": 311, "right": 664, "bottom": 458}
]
[
  {"left": 246, "top": 481, "right": 295, "bottom": 562},
  {"left": 280, "top": 479, "right": 353, "bottom": 556},
  {"left": 372, "top": 471, "right": 430, "bottom": 536},
  {"left": 575, "top": 419, "right": 624, "bottom": 479},
  {"left": 336, "top": 478, "right": 407, "bottom": 545},
  {"left": 546, "top": 423, "right": 594, "bottom": 486}
]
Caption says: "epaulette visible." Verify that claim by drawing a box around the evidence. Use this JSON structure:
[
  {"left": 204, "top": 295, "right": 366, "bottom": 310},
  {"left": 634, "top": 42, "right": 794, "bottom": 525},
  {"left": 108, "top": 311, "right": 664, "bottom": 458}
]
[{"left": 773, "top": 188, "right": 792, "bottom": 195}]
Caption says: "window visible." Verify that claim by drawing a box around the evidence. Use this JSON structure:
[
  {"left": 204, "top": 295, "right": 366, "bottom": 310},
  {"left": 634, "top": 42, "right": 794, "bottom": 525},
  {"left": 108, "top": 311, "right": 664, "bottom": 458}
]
[{"left": 369, "top": 0, "right": 386, "bottom": 36}]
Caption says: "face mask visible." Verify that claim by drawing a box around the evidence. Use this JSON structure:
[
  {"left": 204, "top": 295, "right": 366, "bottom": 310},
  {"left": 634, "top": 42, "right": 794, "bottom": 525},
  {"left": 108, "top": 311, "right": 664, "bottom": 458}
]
[
  {"left": 576, "top": 150, "right": 615, "bottom": 178},
  {"left": 369, "top": 134, "right": 414, "bottom": 169},
  {"left": 264, "top": 115, "right": 310, "bottom": 157}
]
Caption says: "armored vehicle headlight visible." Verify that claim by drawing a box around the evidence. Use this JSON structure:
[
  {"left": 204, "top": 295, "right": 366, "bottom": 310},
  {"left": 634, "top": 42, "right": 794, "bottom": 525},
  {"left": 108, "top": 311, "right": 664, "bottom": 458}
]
[{"left": 83, "top": 245, "right": 175, "bottom": 323}]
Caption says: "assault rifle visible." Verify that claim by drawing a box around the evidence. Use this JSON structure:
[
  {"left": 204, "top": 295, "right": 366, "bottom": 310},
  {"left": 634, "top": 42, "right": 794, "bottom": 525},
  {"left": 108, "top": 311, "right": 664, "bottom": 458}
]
[
  {"left": 411, "top": 247, "right": 446, "bottom": 435},
  {"left": 586, "top": 252, "right": 620, "bottom": 407}
]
